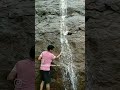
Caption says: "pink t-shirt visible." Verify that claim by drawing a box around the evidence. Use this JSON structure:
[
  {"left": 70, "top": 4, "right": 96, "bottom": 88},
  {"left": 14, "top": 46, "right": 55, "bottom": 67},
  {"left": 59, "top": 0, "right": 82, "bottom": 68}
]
[{"left": 40, "top": 51, "right": 56, "bottom": 71}]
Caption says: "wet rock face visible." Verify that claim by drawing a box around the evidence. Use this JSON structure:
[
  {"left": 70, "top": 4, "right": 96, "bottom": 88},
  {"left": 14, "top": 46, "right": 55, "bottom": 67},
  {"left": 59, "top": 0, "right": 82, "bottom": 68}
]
[
  {"left": 0, "top": 0, "right": 34, "bottom": 89},
  {"left": 86, "top": 0, "right": 120, "bottom": 90},
  {"left": 35, "top": 0, "right": 85, "bottom": 90}
]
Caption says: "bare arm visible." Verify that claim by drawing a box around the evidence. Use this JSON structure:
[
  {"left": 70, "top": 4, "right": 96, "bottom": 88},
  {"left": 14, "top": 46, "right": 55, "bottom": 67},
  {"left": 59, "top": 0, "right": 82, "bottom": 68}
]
[
  {"left": 7, "top": 65, "right": 17, "bottom": 81},
  {"left": 54, "top": 52, "right": 62, "bottom": 59},
  {"left": 38, "top": 55, "right": 42, "bottom": 61}
]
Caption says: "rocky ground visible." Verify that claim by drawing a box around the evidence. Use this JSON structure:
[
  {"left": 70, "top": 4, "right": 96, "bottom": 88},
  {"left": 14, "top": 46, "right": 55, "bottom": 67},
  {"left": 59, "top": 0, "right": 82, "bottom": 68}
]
[{"left": 35, "top": 0, "right": 85, "bottom": 90}]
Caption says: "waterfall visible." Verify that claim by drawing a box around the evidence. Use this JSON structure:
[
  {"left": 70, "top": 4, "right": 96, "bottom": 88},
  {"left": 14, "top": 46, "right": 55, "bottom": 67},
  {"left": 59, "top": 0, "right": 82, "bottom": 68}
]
[{"left": 60, "top": 0, "right": 77, "bottom": 90}]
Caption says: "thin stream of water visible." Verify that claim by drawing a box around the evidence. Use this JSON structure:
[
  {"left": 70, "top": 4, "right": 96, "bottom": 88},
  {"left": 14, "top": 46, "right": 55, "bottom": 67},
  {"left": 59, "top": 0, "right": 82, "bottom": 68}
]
[{"left": 60, "top": 0, "right": 77, "bottom": 90}]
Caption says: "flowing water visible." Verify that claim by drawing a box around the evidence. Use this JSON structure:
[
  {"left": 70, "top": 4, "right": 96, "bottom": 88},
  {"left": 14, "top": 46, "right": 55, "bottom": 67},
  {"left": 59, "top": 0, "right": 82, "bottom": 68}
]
[{"left": 60, "top": 0, "right": 77, "bottom": 90}]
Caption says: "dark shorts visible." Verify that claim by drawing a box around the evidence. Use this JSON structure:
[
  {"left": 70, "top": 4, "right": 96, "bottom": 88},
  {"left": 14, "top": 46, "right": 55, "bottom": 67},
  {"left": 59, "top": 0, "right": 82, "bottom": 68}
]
[{"left": 40, "top": 70, "right": 51, "bottom": 84}]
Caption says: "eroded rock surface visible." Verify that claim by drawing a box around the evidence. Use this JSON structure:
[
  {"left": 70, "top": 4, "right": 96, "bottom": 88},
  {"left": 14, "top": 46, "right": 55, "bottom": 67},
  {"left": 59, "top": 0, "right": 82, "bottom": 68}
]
[
  {"left": 0, "top": 0, "right": 34, "bottom": 89},
  {"left": 35, "top": 0, "right": 85, "bottom": 90},
  {"left": 86, "top": 0, "right": 120, "bottom": 90}
]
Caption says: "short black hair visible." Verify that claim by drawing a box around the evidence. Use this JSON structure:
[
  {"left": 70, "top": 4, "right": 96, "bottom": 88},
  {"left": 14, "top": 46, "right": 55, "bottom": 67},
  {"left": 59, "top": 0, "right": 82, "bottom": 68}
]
[
  {"left": 29, "top": 46, "right": 35, "bottom": 59},
  {"left": 47, "top": 45, "right": 55, "bottom": 51}
]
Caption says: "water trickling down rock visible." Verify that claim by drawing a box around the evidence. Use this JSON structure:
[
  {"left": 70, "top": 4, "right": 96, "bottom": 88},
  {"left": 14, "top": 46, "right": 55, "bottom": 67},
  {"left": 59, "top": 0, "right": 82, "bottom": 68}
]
[{"left": 35, "top": 0, "right": 85, "bottom": 90}]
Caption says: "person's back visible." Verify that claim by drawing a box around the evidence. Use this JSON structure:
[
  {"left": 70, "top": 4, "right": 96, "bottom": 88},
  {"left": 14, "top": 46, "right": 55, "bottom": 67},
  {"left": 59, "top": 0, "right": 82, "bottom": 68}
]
[
  {"left": 7, "top": 46, "right": 35, "bottom": 90},
  {"left": 38, "top": 45, "right": 61, "bottom": 90},
  {"left": 40, "top": 51, "right": 55, "bottom": 71},
  {"left": 15, "top": 59, "right": 35, "bottom": 90}
]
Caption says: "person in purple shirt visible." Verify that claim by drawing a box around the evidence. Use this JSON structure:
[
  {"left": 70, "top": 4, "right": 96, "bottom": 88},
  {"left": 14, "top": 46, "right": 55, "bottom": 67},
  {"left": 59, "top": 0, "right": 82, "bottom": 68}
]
[
  {"left": 38, "top": 45, "right": 61, "bottom": 90},
  {"left": 7, "top": 46, "right": 35, "bottom": 90}
]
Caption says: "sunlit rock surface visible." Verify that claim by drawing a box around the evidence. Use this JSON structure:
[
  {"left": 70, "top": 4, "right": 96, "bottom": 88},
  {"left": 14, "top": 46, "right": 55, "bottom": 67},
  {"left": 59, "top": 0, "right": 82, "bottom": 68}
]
[{"left": 35, "top": 0, "right": 85, "bottom": 90}]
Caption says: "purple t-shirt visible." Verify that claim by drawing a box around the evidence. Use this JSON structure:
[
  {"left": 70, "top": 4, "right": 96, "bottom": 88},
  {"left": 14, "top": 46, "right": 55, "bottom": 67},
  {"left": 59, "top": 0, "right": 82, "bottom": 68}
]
[
  {"left": 40, "top": 51, "right": 56, "bottom": 71},
  {"left": 13, "top": 59, "right": 35, "bottom": 90}
]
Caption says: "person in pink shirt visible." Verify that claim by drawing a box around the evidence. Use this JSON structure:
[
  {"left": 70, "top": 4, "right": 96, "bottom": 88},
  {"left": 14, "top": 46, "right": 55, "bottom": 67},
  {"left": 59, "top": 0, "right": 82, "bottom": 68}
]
[
  {"left": 38, "top": 45, "right": 61, "bottom": 90},
  {"left": 7, "top": 46, "right": 35, "bottom": 90}
]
